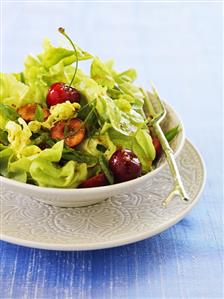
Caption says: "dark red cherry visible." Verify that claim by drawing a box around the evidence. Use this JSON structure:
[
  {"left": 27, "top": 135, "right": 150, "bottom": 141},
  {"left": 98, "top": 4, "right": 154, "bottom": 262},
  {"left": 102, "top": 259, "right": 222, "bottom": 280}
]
[
  {"left": 79, "top": 173, "right": 109, "bottom": 188},
  {"left": 109, "top": 149, "right": 142, "bottom": 183},
  {"left": 46, "top": 82, "right": 80, "bottom": 106},
  {"left": 152, "top": 137, "right": 162, "bottom": 159}
]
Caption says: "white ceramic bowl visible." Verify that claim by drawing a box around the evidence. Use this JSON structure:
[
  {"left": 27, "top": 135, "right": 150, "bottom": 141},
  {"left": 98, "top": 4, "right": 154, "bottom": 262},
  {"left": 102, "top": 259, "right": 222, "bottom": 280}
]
[{"left": 1, "top": 100, "right": 185, "bottom": 207}]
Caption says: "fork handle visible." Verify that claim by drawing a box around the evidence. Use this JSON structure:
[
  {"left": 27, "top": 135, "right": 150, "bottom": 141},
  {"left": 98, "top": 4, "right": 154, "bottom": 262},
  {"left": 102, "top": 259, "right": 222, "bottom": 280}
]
[{"left": 153, "top": 123, "right": 189, "bottom": 206}]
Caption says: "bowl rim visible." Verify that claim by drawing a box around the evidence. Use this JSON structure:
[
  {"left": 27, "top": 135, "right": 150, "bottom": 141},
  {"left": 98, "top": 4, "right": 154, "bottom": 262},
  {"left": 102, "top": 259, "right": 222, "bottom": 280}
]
[{"left": 1, "top": 101, "right": 185, "bottom": 194}]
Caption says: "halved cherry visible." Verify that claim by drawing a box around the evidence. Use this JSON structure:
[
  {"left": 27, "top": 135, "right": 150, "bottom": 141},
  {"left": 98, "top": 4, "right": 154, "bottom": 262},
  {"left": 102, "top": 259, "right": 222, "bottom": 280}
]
[
  {"left": 65, "top": 118, "right": 86, "bottom": 148},
  {"left": 152, "top": 136, "right": 162, "bottom": 159},
  {"left": 50, "top": 121, "right": 65, "bottom": 140},
  {"left": 50, "top": 118, "right": 85, "bottom": 148},
  {"left": 17, "top": 104, "right": 50, "bottom": 122},
  {"left": 79, "top": 173, "right": 109, "bottom": 188}
]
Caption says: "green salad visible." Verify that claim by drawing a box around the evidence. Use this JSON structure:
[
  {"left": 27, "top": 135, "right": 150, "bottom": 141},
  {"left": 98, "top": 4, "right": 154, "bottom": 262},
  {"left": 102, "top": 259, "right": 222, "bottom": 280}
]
[{"left": 0, "top": 28, "right": 178, "bottom": 188}]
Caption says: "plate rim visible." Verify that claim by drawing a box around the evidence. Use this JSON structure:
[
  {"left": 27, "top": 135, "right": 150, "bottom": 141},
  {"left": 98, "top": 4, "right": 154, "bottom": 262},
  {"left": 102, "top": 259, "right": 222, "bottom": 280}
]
[{"left": 0, "top": 139, "right": 206, "bottom": 251}]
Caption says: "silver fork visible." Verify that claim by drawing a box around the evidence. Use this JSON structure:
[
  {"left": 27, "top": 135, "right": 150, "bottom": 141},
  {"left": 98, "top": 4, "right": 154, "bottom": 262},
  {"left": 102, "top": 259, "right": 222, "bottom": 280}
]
[{"left": 143, "top": 86, "right": 189, "bottom": 206}]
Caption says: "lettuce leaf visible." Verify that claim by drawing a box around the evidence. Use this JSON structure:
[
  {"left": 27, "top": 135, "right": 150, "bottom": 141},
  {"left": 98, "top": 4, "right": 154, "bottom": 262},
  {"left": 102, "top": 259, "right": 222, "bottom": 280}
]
[
  {"left": 6, "top": 118, "right": 32, "bottom": 157},
  {"left": 37, "top": 140, "right": 64, "bottom": 161},
  {"left": 0, "top": 130, "right": 9, "bottom": 145},
  {"left": 0, "top": 140, "right": 88, "bottom": 187},
  {"left": 0, "top": 147, "right": 13, "bottom": 176},
  {"left": 6, "top": 142, "right": 63, "bottom": 183},
  {"left": 91, "top": 57, "right": 115, "bottom": 89},
  {"left": 0, "top": 146, "right": 28, "bottom": 182},
  {"left": 30, "top": 158, "right": 87, "bottom": 188},
  {"left": 113, "top": 99, "right": 131, "bottom": 112},
  {"left": 72, "top": 69, "right": 105, "bottom": 102},
  {"left": 38, "top": 39, "right": 92, "bottom": 68},
  {"left": 115, "top": 69, "right": 137, "bottom": 83},
  {"left": 0, "top": 73, "right": 29, "bottom": 108},
  {"left": 118, "top": 82, "right": 144, "bottom": 108},
  {"left": 96, "top": 94, "right": 145, "bottom": 136},
  {"left": 8, "top": 156, "right": 31, "bottom": 183},
  {"left": 90, "top": 58, "right": 143, "bottom": 109},
  {"left": 28, "top": 140, "right": 87, "bottom": 187},
  {"left": 90, "top": 58, "right": 137, "bottom": 87},
  {"left": 0, "top": 103, "right": 19, "bottom": 130},
  {"left": 80, "top": 133, "right": 117, "bottom": 160},
  {"left": 47, "top": 101, "right": 80, "bottom": 126},
  {"left": 22, "top": 145, "right": 42, "bottom": 158}
]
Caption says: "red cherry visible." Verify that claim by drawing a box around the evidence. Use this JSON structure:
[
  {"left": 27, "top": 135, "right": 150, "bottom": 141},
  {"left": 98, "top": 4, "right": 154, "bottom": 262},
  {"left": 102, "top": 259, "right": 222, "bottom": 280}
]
[
  {"left": 152, "top": 137, "right": 162, "bottom": 159},
  {"left": 46, "top": 28, "right": 80, "bottom": 106},
  {"left": 46, "top": 82, "right": 80, "bottom": 106},
  {"left": 109, "top": 149, "right": 142, "bottom": 183},
  {"left": 79, "top": 173, "right": 109, "bottom": 188}
]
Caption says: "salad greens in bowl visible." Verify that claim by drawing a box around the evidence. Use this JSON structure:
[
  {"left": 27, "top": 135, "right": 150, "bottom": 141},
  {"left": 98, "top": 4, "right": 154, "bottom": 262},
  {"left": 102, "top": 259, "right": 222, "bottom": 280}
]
[{"left": 0, "top": 28, "right": 184, "bottom": 207}]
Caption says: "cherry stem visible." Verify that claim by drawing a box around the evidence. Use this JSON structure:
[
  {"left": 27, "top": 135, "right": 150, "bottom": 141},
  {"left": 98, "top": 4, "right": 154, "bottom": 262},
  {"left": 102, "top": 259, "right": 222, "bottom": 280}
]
[{"left": 58, "top": 27, "right": 78, "bottom": 87}]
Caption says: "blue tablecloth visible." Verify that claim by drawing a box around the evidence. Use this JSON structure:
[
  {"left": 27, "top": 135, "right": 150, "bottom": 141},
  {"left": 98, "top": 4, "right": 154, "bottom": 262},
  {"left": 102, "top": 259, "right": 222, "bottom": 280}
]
[{"left": 0, "top": 2, "right": 223, "bottom": 298}]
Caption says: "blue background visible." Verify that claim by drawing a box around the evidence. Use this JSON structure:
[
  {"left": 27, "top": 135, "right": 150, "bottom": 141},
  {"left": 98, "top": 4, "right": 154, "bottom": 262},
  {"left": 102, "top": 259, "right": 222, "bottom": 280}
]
[{"left": 0, "top": 2, "right": 223, "bottom": 298}]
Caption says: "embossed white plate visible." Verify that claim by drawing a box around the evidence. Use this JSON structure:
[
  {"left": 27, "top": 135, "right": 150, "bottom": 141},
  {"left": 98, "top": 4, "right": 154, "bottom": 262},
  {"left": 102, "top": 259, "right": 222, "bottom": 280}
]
[{"left": 0, "top": 139, "right": 206, "bottom": 251}]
